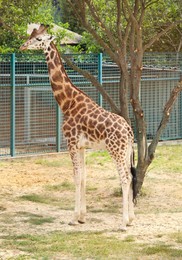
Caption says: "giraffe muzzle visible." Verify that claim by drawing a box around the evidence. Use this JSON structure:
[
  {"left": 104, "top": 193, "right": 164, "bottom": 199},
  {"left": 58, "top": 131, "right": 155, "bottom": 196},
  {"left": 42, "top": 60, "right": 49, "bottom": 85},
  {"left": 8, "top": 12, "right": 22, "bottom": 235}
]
[{"left": 19, "top": 45, "right": 27, "bottom": 51}]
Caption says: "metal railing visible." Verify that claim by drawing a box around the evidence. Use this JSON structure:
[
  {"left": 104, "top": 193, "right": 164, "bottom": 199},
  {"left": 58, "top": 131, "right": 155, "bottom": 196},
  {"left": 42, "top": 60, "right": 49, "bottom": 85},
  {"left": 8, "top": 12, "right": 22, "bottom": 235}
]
[{"left": 0, "top": 52, "right": 182, "bottom": 157}]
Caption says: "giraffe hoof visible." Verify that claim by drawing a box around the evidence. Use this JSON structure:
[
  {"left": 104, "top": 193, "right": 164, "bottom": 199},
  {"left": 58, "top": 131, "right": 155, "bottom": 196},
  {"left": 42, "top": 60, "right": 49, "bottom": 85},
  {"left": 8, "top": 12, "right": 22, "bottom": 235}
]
[
  {"left": 78, "top": 220, "right": 85, "bottom": 224},
  {"left": 127, "top": 220, "right": 134, "bottom": 227},
  {"left": 119, "top": 226, "right": 127, "bottom": 232}
]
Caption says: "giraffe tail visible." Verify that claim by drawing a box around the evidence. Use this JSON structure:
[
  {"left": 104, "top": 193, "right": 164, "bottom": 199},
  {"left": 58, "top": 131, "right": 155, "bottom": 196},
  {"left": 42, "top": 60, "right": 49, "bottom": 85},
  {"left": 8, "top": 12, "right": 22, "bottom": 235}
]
[{"left": 131, "top": 149, "right": 137, "bottom": 204}]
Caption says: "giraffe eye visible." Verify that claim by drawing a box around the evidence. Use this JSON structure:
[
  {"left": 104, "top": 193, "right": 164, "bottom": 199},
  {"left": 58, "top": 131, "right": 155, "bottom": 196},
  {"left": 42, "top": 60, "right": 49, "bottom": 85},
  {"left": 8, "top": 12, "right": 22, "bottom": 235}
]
[{"left": 36, "top": 37, "right": 42, "bottom": 41}]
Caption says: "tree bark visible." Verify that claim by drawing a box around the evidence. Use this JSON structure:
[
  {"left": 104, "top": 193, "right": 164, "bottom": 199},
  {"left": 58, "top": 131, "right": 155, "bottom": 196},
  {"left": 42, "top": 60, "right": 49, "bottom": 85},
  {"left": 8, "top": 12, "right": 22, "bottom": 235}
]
[{"left": 118, "top": 74, "right": 130, "bottom": 123}]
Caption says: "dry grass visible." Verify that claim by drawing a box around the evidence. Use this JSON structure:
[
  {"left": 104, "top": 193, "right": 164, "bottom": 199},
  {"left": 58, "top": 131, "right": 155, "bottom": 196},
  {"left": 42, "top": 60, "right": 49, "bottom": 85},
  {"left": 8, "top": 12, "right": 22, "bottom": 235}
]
[{"left": 0, "top": 145, "right": 182, "bottom": 259}]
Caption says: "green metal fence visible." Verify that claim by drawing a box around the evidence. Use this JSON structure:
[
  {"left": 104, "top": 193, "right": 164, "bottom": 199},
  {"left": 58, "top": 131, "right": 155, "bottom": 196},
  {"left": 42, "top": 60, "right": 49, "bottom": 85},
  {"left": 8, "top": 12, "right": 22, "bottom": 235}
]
[{"left": 0, "top": 52, "right": 182, "bottom": 157}]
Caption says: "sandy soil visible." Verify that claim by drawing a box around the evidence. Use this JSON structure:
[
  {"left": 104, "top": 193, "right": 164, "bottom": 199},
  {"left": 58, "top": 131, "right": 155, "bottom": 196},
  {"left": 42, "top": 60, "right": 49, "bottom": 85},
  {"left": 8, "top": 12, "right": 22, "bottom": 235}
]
[{"left": 0, "top": 152, "right": 182, "bottom": 258}]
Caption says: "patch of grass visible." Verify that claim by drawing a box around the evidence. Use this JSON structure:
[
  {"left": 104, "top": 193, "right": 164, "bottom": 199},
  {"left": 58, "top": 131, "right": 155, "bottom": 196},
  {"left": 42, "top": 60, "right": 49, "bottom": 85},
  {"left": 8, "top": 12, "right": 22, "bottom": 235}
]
[
  {"left": 26, "top": 216, "right": 55, "bottom": 226},
  {"left": 112, "top": 187, "right": 122, "bottom": 197},
  {"left": 142, "top": 244, "right": 182, "bottom": 257},
  {"left": 170, "top": 232, "right": 182, "bottom": 244},
  {"left": 149, "top": 145, "right": 182, "bottom": 173},
  {"left": 87, "top": 185, "right": 98, "bottom": 192},
  {"left": 108, "top": 176, "right": 117, "bottom": 180},
  {"left": 103, "top": 202, "right": 120, "bottom": 213},
  {"left": 35, "top": 158, "right": 71, "bottom": 168},
  {"left": 89, "top": 200, "right": 120, "bottom": 214},
  {"left": 139, "top": 186, "right": 150, "bottom": 197},
  {"left": 19, "top": 194, "right": 52, "bottom": 204},
  {"left": 46, "top": 180, "right": 74, "bottom": 192},
  {"left": 86, "top": 150, "right": 111, "bottom": 166},
  {"left": 19, "top": 193, "right": 73, "bottom": 210},
  {"left": 1, "top": 231, "right": 140, "bottom": 259},
  {"left": 17, "top": 211, "right": 43, "bottom": 218},
  {"left": 17, "top": 212, "right": 55, "bottom": 226},
  {"left": 123, "top": 235, "right": 135, "bottom": 242}
]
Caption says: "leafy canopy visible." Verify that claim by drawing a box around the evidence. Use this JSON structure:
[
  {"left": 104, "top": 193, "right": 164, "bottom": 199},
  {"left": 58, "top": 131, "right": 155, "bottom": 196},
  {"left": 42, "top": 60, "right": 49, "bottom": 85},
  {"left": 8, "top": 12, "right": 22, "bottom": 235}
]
[
  {"left": 0, "top": 0, "right": 54, "bottom": 53},
  {"left": 66, "top": 0, "right": 181, "bottom": 52}
]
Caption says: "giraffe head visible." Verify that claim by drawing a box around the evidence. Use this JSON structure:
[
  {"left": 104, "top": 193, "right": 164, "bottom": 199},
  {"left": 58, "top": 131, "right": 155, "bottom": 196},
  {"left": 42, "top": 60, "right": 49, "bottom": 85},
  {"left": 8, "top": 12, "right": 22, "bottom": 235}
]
[{"left": 20, "top": 24, "right": 55, "bottom": 51}]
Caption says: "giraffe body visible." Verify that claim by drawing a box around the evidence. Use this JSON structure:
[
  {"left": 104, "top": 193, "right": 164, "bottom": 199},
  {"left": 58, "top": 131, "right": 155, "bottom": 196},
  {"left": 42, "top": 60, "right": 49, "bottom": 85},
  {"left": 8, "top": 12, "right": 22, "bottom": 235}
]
[{"left": 20, "top": 25, "right": 136, "bottom": 231}]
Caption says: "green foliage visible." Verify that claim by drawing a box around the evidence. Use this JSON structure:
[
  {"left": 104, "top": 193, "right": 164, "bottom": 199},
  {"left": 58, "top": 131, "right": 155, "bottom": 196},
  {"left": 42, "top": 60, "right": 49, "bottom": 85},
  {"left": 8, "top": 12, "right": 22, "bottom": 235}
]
[
  {"left": 1, "top": 0, "right": 181, "bottom": 53},
  {"left": 0, "top": 0, "right": 54, "bottom": 53},
  {"left": 80, "top": 32, "right": 102, "bottom": 53},
  {"left": 55, "top": 0, "right": 84, "bottom": 34},
  {"left": 66, "top": 0, "right": 181, "bottom": 52},
  {"left": 143, "top": 0, "right": 182, "bottom": 51}
]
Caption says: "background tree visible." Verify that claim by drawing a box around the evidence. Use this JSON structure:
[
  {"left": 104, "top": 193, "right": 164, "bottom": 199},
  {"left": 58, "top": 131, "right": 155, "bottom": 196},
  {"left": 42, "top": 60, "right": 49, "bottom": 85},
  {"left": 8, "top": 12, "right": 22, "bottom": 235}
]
[
  {"left": 142, "top": 0, "right": 182, "bottom": 52},
  {"left": 0, "top": 0, "right": 54, "bottom": 53},
  {"left": 64, "top": 0, "right": 182, "bottom": 193},
  {"left": 52, "top": 0, "right": 84, "bottom": 34}
]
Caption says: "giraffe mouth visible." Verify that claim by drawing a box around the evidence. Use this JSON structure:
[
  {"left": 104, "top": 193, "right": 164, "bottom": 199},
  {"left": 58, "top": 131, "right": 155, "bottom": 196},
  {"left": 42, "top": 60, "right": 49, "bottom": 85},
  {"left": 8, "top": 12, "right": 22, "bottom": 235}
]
[{"left": 19, "top": 45, "right": 27, "bottom": 51}]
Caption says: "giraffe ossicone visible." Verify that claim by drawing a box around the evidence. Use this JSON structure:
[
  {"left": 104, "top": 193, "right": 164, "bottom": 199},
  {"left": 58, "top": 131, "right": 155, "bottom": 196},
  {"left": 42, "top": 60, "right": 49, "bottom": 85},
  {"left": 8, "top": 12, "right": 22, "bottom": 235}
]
[{"left": 20, "top": 24, "right": 137, "bottom": 231}]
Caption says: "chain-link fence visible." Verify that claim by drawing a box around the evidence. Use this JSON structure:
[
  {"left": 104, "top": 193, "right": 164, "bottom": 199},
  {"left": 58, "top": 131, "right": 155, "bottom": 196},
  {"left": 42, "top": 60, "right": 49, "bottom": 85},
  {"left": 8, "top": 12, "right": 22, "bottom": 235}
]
[{"left": 0, "top": 52, "right": 181, "bottom": 157}]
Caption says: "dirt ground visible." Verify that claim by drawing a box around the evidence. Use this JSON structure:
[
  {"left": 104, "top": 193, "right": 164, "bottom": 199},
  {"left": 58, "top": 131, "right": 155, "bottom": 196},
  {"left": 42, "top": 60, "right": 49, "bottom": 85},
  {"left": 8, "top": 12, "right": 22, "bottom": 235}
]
[{"left": 0, "top": 151, "right": 182, "bottom": 258}]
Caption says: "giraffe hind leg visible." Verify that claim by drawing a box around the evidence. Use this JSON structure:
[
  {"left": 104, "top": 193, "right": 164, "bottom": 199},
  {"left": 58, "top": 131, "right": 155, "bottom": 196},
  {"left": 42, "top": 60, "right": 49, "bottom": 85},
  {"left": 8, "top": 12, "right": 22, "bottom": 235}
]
[
  {"left": 78, "top": 148, "right": 86, "bottom": 224},
  {"left": 128, "top": 182, "right": 135, "bottom": 225},
  {"left": 120, "top": 177, "right": 131, "bottom": 231},
  {"left": 111, "top": 144, "right": 133, "bottom": 231}
]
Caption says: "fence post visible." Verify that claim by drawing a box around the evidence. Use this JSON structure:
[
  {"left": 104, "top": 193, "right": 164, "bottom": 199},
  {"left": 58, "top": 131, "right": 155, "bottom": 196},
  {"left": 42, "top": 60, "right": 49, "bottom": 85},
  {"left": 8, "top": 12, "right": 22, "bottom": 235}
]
[
  {"left": 10, "top": 53, "right": 16, "bottom": 157},
  {"left": 98, "top": 53, "right": 103, "bottom": 107},
  {"left": 56, "top": 104, "right": 61, "bottom": 152}
]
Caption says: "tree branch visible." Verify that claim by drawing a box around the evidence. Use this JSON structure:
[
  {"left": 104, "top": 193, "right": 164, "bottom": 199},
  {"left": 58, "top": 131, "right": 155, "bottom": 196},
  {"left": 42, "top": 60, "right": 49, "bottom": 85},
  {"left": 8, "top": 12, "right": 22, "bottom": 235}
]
[
  {"left": 116, "top": 0, "right": 123, "bottom": 47},
  {"left": 144, "top": 20, "right": 182, "bottom": 51},
  {"left": 63, "top": 55, "right": 121, "bottom": 114},
  {"left": 145, "top": 0, "right": 159, "bottom": 9},
  {"left": 122, "top": 0, "right": 139, "bottom": 30},
  {"left": 67, "top": 0, "right": 85, "bottom": 25},
  {"left": 84, "top": 0, "right": 119, "bottom": 53},
  {"left": 67, "top": 0, "right": 119, "bottom": 65},
  {"left": 148, "top": 79, "right": 182, "bottom": 161}
]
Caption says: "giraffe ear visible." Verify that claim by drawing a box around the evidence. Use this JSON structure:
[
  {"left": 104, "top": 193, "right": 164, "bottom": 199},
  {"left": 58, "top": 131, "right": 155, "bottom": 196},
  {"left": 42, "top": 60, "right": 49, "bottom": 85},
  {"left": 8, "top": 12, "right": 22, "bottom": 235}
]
[
  {"left": 29, "top": 28, "right": 38, "bottom": 39},
  {"left": 37, "top": 24, "right": 49, "bottom": 35},
  {"left": 39, "top": 24, "right": 49, "bottom": 32},
  {"left": 27, "top": 23, "right": 49, "bottom": 39}
]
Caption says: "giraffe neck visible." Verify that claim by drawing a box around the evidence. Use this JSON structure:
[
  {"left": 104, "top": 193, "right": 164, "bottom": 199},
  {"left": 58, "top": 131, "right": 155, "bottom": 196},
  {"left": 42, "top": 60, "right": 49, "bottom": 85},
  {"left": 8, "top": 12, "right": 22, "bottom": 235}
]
[{"left": 44, "top": 43, "right": 80, "bottom": 114}]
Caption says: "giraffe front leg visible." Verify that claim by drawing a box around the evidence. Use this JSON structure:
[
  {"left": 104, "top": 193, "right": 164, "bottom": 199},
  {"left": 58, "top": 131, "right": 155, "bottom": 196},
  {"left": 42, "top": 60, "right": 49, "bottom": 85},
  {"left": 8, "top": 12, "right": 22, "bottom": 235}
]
[
  {"left": 68, "top": 149, "right": 81, "bottom": 226},
  {"left": 69, "top": 148, "right": 86, "bottom": 225},
  {"left": 69, "top": 169, "right": 81, "bottom": 225}
]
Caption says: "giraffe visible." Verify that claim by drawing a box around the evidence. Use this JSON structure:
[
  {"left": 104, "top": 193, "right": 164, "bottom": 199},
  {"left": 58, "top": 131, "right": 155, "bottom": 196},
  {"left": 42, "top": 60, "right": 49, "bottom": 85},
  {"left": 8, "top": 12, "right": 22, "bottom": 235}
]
[{"left": 20, "top": 24, "right": 137, "bottom": 231}]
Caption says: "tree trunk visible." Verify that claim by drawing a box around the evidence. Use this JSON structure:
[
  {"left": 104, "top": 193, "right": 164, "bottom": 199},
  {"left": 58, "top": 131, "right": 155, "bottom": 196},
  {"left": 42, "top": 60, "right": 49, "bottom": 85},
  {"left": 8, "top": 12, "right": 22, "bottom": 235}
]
[{"left": 118, "top": 74, "right": 130, "bottom": 123}]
